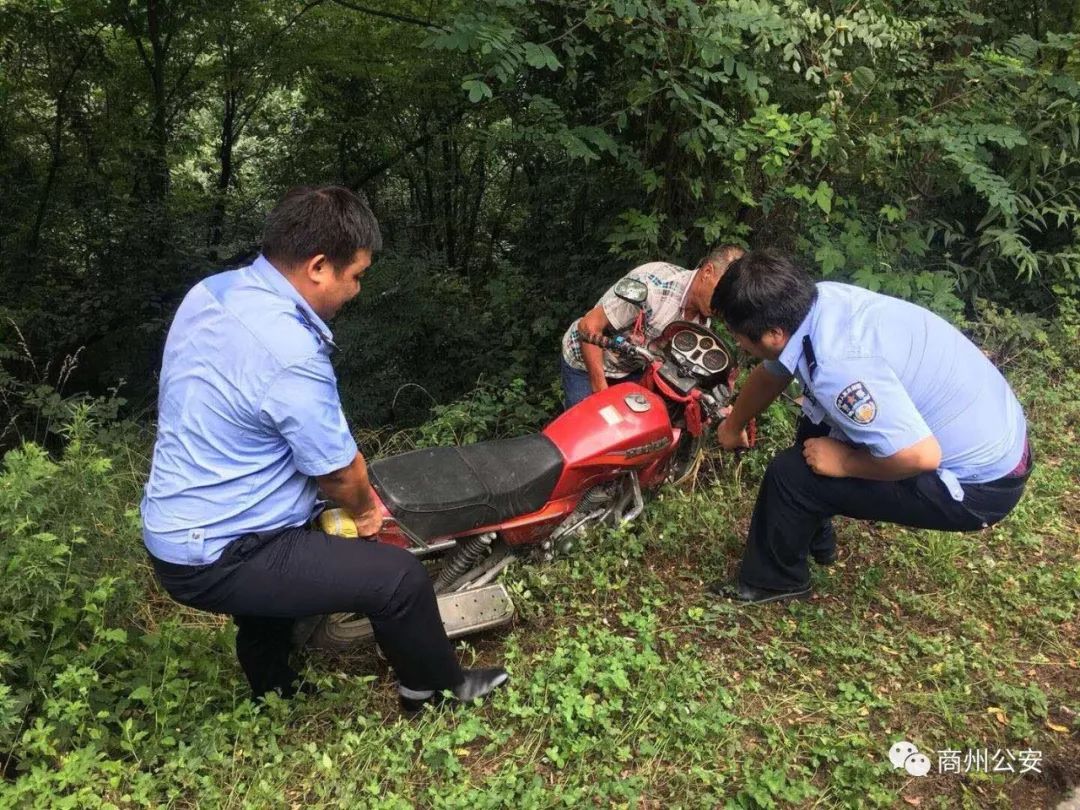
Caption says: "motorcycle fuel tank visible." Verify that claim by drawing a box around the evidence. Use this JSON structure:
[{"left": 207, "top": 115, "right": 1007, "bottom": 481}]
[{"left": 543, "top": 382, "right": 675, "bottom": 499}]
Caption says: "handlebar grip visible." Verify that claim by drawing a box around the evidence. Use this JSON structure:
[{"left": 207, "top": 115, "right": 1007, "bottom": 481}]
[
  {"left": 580, "top": 332, "right": 633, "bottom": 355},
  {"left": 580, "top": 332, "right": 608, "bottom": 348}
]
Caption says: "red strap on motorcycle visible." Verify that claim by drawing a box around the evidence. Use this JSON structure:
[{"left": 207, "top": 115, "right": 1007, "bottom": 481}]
[
  {"left": 641, "top": 362, "right": 658, "bottom": 392},
  {"left": 631, "top": 310, "right": 646, "bottom": 344},
  {"left": 685, "top": 398, "right": 703, "bottom": 436},
  {"left": 642, "top": 363, "right": 706, "bottom": 437},
  {"left": 725, "top": 365, "right": 757, "bottom": 450}
]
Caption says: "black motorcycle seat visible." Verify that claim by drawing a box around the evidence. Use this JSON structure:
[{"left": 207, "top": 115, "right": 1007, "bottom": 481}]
[{"left": 368, "top": 434, "right": 565, "bottom": 542}]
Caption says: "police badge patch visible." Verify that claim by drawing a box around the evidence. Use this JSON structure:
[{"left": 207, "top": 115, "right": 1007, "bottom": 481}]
[{"left": 836, "top": 381, "right": 877, "bottom": 425}]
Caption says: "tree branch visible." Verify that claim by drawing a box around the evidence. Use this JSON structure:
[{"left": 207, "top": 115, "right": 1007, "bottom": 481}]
[
  {"left": 354, "top": 106, "right": 467, "bottom": 186},
  {"left": 330, "top": 0, "right": 445, "bottom": 31}
]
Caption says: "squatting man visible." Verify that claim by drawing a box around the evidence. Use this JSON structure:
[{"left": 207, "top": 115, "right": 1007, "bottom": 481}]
[
  {"left": 141, "top": 185, "right": 508, "bottom": 710},
  {"left": 707, "top": 250, "right": 1030, "bottom": 604}
]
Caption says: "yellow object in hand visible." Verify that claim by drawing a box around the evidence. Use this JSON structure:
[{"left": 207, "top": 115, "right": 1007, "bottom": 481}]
[{"left": 318, "top": 507, "right": 360, "bottom": 538}]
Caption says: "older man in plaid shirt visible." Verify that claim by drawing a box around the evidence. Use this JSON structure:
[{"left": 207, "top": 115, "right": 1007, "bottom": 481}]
[{"left": 560, "top": 245, "right": 744, "bottom": 408}]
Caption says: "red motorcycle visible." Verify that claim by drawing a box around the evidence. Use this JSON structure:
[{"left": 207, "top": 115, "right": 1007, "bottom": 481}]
[{"left": 304, "top": 282, "right": 737, "bottom": 651}]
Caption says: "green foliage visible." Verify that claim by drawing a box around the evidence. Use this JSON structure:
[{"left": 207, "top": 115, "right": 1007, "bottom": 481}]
[
  {"left": 1, "top": 324, "right": 130, "bottom": 454},
  {"left": 3, "top": 0, "right": 1078, "bottom": 421},
  {"left": 431, "top": 0, "right": 1080, "bottom": 316},
  {"left": 0, "top": 404, "right": 144, "bottom": 754},
  {"left": 332, "top": 252, "right": 572, "bottom": 428},
  {"left": 1, "top": 312, "right": 1078, "bottom": 806},
  {"left": 414, "top": 377, "right": 561, "bottom": 447}
]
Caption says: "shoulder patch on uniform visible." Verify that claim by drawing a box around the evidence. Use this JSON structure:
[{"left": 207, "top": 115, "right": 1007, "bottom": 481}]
[{"left": 836, "top": 381, "right": 877, "bottom": 425}]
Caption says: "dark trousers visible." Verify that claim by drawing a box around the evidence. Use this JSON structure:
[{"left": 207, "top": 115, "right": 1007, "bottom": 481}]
[
  {"left": 149, "top": 527, "right": 464, "bottom": 697},
  {"left": 740, "top": 419, "right": 1031, "bottom": 591}
]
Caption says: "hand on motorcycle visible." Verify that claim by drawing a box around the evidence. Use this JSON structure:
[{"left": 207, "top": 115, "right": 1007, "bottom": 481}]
[
  {"left": 716, "top": 408, "right": 750, "bottom": 450},
  {"left": 802, "top": 436, "right": 853, "bottom": 478},
  {"left": 350, "top": 505, "right": 384, "bottom": 538}
]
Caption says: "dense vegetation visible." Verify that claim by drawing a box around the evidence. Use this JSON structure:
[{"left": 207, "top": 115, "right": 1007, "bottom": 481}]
[
  {"left": 1, "top": 0, "right": 1078, "bottom": 806},
  {"left": 1, "top": 302, "right": 1078, "bottom": 807},
  {"left": 2, "top": 0, "right": 1077, "bottom": 426}
]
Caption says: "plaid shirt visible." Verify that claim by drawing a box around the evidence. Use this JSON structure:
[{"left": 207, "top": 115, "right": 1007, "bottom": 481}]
[{"left": 561, "top": 261, "right": 703, "bottom": 377}]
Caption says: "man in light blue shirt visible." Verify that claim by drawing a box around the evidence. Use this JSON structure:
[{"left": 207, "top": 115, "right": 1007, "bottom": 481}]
[
  {"left": 142, "top": 185, "right": 507, "bottom": 708},
  {"left": 140, "top": 250, "right": 364, "bottom": 565},
  {"left": 708, "top": 250, "right": 1030, "bottom": 604}
]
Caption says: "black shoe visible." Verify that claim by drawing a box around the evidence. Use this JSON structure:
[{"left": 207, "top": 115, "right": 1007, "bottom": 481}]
[
  {"left": 706, "top": 578, "right": 812, "bottom": 605},
  {"left": 812, "top": 547, "right": 838, "bottom": 566},
  {"left": 398, "top": 667, "right": 510, "bottom": 713}
]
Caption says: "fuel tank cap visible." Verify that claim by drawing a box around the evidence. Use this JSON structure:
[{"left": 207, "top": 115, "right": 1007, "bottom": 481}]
[{"left": 624, "top": 393, "right": 651, "bottom": 413}]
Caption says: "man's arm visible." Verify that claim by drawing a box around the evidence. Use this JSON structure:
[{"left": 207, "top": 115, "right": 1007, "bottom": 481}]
[
  {"left": 806, "top": 359, "right": 939, "bottom": 480},
  {"left": 717, "top": 364, "right": 792, "bottom": 449},
  {"left": 316, "top": 452, "right": 383, "bottom": 536},
  {"left": 578, "top": 305, "right": 613, "bottom": 394},
  {"left": 803, "top": 434, "right": 941, "bottom": 480},
  {"left": 260, "top": 360, "right": 382, "bottom": 533}
]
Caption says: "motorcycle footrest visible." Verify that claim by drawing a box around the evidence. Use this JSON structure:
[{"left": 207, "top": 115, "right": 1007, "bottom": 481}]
[
  {"left": 439, "top": 582, "right": 515, "bottom": 639},
  {"left": 305, "top": 583, "right": 515, "bottom": 647}
]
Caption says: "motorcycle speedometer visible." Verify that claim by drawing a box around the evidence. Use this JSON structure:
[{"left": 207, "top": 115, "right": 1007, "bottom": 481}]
[
  {"left": 702, "top": 349, "right": 727, "bottom": 372},
  {"left": 672, "top": 331, "right": 697, "bottom": 352}
]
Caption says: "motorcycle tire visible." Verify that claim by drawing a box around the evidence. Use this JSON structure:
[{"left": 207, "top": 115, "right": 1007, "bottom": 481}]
[
  {"left": 666, "top": 430, "right": 705, "bottom": 488},
  {"left": 306, "top": 612, "right": 377, "bottom": 652}
]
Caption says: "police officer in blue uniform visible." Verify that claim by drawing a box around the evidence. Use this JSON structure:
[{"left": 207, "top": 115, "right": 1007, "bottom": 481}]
[
  {"left": 708, "top": 250, "right": 1031, "bottom": 603},
  {"left": 141, "top": 185, "right": 508, "bottom": 708}
]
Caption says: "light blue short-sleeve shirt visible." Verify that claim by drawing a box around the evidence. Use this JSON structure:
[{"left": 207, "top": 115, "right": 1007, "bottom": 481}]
[
  {"left": 141, "top": 256, "right": 358, "bottom": 564},
  {"left": 764, "top": 282, "right": 1026, "bottom": 500}
]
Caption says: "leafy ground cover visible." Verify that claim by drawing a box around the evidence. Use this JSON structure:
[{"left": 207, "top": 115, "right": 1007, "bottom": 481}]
[{"left": 1, "top": 339, "right": 1077, "bottom": 808}]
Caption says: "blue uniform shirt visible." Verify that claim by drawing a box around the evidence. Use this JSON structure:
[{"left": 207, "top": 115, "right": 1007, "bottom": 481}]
[
  {"left": 141, "top": 255, "right": 358, "bottom": 564},
  {"left": 764, "top": 282, "right": 1026, "bottom": 500}
]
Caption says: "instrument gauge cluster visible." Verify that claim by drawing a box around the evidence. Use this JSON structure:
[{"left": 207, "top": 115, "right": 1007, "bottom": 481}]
[{"left": 669, "top": 329, "right": 729, "bottom": 376}]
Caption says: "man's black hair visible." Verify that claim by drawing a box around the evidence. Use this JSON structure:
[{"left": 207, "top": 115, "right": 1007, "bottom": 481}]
[
  {"left": 710, "top": 250, "right": 817, "bottom": 341},
  {"left": 262, "top": 185, "right": 382, "bottom": 270}
]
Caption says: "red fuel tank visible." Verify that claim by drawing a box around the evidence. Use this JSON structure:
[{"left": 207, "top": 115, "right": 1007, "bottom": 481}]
[{"left": 543, "top": 382, "right": 675, "bottom": 499}]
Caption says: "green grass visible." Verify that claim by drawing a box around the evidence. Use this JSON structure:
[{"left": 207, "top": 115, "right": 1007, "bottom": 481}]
[{"left": 1, "top": 366, "right": 1077, "bottom": 809}]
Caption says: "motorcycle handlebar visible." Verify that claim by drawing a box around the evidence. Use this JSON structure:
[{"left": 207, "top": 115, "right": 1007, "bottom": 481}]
[
  {"left": 579, "top": 331, "right": 656, "bottom": 362},
  {"left": 581, "top": 332, "right": 741, "bottom": 426}
]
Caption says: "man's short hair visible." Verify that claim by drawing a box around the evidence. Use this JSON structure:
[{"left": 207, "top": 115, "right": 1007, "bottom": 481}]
[
  {"left": 262, "top": 185, "right": 383, "bottom": 270},
  {"left": 696, "top": 243, "right": 745, "bottom": 271},
  {"left": 710, "top": 250, "right": 817, "bottom": 341}
]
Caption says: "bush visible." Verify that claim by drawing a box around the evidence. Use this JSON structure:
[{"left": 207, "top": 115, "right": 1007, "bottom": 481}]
[
  {"left": 413, "top": 376, "right": 563, "bottom": 447},
  {"left": 0, "top": 405, "right": 146, "bottom": 753}
]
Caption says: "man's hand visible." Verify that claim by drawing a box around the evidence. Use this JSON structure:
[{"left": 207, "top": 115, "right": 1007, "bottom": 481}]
[
  {"left": 802, "top": 437, "right": 853, "bottom": 477},
  {"left": 316, "top": 453, "right": 384, "bottom": 536},
  {"left": 578, "top": 322, "right": 605, "bottom": 344},
  {"left": 714, "top": 366, "right": 790, "bottom": 453},
  {"left": 350, "top": 505, "right": 384, "bottom": 538},
  {"left": 716, "top": 412, "right": 750, "bottom": 450}
]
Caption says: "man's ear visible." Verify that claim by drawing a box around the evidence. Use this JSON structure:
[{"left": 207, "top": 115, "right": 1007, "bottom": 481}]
[
  {"left": 765, "top": 326, "right": 788, "bottom": 347},
  {"left": 300, "top": 254, "right": 330, "bottom": 283}
]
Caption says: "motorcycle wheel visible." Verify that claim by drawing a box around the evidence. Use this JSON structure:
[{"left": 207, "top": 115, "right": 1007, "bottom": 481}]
[
  {"left": 306, "top": 611, "right": 377, "bottom": 652},
  {"left": 666, "top": 430, "right": 705, "bottom": 488}
]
